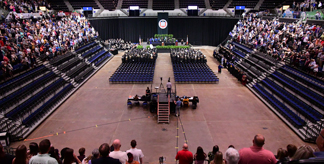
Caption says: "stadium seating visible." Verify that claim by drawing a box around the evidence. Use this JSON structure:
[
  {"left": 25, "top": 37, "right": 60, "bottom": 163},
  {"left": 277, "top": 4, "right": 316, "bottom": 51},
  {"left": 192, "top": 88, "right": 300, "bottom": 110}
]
[
  {"left": 153, "top": 0, "right": 175, "bottom": 10},
  {"left": 75, "top": 42, "right": 97, "bottom": 54},
  {"left": 109, "top": 62, "right": 156, "bottom": 83},
  {"left": 0, "top": 66, "right": 48, "bottom": 97},
  {"left": 22, "top": 84, "right": 74, "bottom": 127},
  {"left": 252, "top": 83, "right": 306, "bottom": 128},
  {"left": 232, "top": 41, "right": 253, "bottom": 53},
  {"left": 260, "top": 0, "right": 282, "bottom": 10},
  {"left": 228, "top": 0, "right": 259, "bottom": 8},
  {"left": 279, "top": 66, "right": 324, "bottom": 93},
  {"left": 68, "top": 0, "right": 100, "bottom": 9},
  {"left": 98, "top": 0, "right": 117, "bottom": 10},
  {"left": 270, "top": 71, "right": 324, "bottom": 110},
  {"left": 47, "top": 0, "right": 69, "bottom": 11},
  {"left": 179, "top": 0, "right": 205, "bottom": 8},
  {"left": 57, "top": 57, "right": 82, "bottom": 73},
  {"left": 172, "top": 62, "right": 218, "bottom": 83},
  {"left": 50, "top": 52, "right": 76, "bottom": 67},
  {"left": 122, "top": 0, "right": 148, "bottom": 8},
  {"left": 82, "top": 45, "right": 103, "bottom": 59},
  {"left": 95, "top": 53, "right": 113, "bottom": 67},
  {"left": 261, "top": 78, "right": 322, "bottom": 123},
  {"left": 209, "top": 0, "right": 228, "bottom": 10}
]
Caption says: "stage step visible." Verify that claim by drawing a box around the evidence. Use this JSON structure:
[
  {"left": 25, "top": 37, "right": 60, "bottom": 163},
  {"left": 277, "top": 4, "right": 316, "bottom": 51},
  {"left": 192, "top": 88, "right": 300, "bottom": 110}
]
[{"left": 157, "top": 95, "right": 170, "bottom": 124}]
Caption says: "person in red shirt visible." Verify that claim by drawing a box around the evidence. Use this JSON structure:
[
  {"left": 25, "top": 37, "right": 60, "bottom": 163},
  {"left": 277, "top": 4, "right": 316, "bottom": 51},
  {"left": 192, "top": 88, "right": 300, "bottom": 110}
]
[
  {"left": 238, "top": 134, "right": 276, "bottom": 164},
  {"left": 176, "top": 143, "right": 193, "bottom": 164}
]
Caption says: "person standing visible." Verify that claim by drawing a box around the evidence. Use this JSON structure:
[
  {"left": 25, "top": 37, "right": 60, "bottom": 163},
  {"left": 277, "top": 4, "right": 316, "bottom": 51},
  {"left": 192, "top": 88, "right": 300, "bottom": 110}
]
[
  {"left": 126, "top": 140, "right": 144, "bottom": 164},
  {"left": 176, "top": 143, "right": 193, "bottom": 164},
  {"left": 166, "top": 80, "right": 172, "bottom": 97},
  {"left": 29, "top": 139, "right": 58, "bottom": 164},
  {"left": 175, "top": 98, "right": 182, "bottom": 117},
  {"left": 92, "top": 143, "right": 121, "bottom": 164},
  {"left": 238, "top": 134, "right": 276, "bottom": 164},
  {"left": 109, "top": 139, "right": 128, "bottom": 164}
]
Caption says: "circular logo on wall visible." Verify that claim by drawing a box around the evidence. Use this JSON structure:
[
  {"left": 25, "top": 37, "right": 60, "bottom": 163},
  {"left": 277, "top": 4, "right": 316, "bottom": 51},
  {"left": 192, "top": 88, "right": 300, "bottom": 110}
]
[{"left": 158, "top": 19, "right": 168, "bottom": 29}]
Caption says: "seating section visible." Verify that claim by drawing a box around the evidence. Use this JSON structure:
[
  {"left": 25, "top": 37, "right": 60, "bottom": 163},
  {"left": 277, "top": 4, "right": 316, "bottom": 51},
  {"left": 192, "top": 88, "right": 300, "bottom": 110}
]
[
  {"left": 98, "top": 0, "right": 117, "bottom": 10},
  {"left": 122, "top": 0, "right": 148, "bottom": 8},
  {"left": 75, "top": 42, "right": 97, "bottom": 54},
  {"left": 48, "top": 0, "right": 69, "bottom": 11},
  {"left": 153, "top": 0, "right": 175, "bottom": 10},
  {"left": 173, "top": 63, "right": 218, "bottom": 83},
  {"left": 179, "top": 0, "right": 205, "bottom": 8},
  {"left": 261, "top": 78, "right": 322, "bottom": 123},
  {"left": 252, "top": 83, "right": 306, "bottom": 128},
  {"left": 209, "top": 0, "right": 228, "bottom": 10},
  {"left": 260, "top": 0, "right": 282, "bottom": 10},
  {"left": 0, "top": 66, "right": 48, "bottom": 97},
  {"left": 271, "top": 71, "right": 324, "bottom": 110},
  {"left": 109, "top": 62, "right": 156, "bottom": 83},
  {"left": 68, "top": 0, "right": 99, "bottom": 9},
  {"left": 95, "top": 53, "right": 112, "bottom": 67},
  {"left": 280, "top": 66, "right": 324, "bottom": 93},
  {"left": 228, "top": 0, "right": 259, "bottom": 8},
  {"left": 22, "top": 84, "right": 74, "bottom": 127},
  {"left": 50, "top": 52, "right": 75, "bottom": 67},
  {"left": 232, "top": 41, "right": 253, "bottom": 53}
]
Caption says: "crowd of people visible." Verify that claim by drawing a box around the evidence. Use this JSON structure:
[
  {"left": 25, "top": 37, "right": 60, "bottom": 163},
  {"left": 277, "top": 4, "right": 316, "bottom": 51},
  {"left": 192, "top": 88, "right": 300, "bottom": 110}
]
[
  {"left": 0, "top": 139, "right": 144, "bottom": 164},
  {"left": 291, "top": 0, "right": 323, "bottom": 12},
  {"left": 171, "top": 49, "right": 207, "bottom": 63},
  {"left": 2, "top": 130, "right": 324, "bottom": 164},
  {"left": 121, "top": 48, "right": 157, "bottom": 63},
  {"left": 3, "top": 0, "right": 50, "bottom": 14},
  {"left": 230, "top": 13, "right": 324, "bottom": 77},
  {"left": 107, "top": 39, "right": 135, "bottom": 51},
  {"left": 0, "top": 10, "right": 98, "bottom": 80}
]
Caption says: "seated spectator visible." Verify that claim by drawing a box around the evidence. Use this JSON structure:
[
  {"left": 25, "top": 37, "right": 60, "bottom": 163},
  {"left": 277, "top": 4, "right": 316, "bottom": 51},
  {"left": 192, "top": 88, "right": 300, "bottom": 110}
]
[
  {"left": 194, "top": 146, "right": 207, "bottom": 164},
  {"left": 12, "top": 145, "right": 28, "bottom": 164},
  {"left": 291, "top": 145, "right": 315, "bottom": 160},
  {"left": 210, "top": 151, "right": 224, "bottom": 164},
  {"left": 225, "top": 148, "right": 239, "bottom": 164}
]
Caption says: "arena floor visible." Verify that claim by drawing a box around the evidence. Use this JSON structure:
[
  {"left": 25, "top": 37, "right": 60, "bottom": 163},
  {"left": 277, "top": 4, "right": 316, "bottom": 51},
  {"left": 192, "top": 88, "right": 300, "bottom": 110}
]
[{"left": 11, "top": 46, "right": 314, "bottom": 163}]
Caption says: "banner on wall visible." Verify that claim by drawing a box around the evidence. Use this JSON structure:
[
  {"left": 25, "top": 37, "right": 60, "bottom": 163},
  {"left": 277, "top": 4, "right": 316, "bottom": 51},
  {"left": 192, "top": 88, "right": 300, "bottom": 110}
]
[{"left": 157, "top": 13, "right": 168, "bottom": 34}]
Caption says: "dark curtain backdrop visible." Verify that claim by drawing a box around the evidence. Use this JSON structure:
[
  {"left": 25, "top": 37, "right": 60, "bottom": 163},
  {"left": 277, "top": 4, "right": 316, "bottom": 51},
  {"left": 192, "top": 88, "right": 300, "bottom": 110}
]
[{"left": 89, "top": 17, "right": 238, "bottom": 46}]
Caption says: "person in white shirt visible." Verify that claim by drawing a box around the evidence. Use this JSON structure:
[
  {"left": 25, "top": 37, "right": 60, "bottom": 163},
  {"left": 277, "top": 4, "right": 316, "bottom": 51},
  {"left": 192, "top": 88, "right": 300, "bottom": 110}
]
[
  {"left": 109, "top": 139, "right": 128, "bottom": 164},
  {"left": 126, "top": 140, "right": 144, "bottom": 164}
]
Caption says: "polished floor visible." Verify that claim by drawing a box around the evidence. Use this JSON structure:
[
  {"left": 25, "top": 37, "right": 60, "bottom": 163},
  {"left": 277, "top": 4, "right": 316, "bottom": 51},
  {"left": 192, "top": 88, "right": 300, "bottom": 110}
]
[{"left": 12, "top": 47, "right": 315, "bottom": 163}]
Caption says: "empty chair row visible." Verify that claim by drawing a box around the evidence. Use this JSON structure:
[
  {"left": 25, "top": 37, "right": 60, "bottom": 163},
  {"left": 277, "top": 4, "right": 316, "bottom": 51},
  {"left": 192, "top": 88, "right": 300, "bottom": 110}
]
[
  {"left": 232, "top": 41, "right": 253, "bottom": 53},
  {"left": 75, "top": 42, "right": 97, "bottom": 54},
  {"left": 262, "top": 78, "right": 322, "bottom": 123},
  {"left": 57, "top": 57, "right": 81, "bottom": 73},
  {"left": 0, "top": 66, "right": 48, "bottom": 96},
  {"left": 253, "top": 83, "right": 306, "bottom": 128},
  {"left": 82, "top": 46, "right": 103, "bottom": 59},
  {"left": 49, "top": 52, "right": 75, "bottom": 67},
  {"left": 22, "top": 83, "right": 74, "bottom": 127}
]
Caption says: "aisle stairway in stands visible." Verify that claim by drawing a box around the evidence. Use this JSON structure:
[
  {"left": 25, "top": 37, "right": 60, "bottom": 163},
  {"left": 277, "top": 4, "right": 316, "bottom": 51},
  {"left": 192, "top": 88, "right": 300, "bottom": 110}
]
[
  {"left": 0, "top": 40, "right": 114, "bottom": 141},
  {"left": 222, "top": 40, "right": 324, "bottom": 143}
]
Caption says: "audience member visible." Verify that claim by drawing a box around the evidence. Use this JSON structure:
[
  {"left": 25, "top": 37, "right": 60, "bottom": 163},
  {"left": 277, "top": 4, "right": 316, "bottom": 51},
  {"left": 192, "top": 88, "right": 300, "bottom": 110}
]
[
  {"left": 85, "top": 149, "right": 99, "bottom": 164},
  {"left": 210, "top": 151, "right": 224, "bottom": 164},
  {"left": 126, "top": 153, "right": 139, "bottom": 164},
  {"left": 49, "top": 147, "right": 62, "bottom": 164},
  {"left": 126, "top": 140, "right": 144, "bottom": 164},
  {"left": 238, "top": 134, "right": 276, "bottom": 164},
  {"left": 208, "top": 145, "right": 219, "bottom": 163},
  {"left": 13, "top": 145, "right": 28, "bottom": 164},
  {"left": 27, "top": 142, "right": 38, "bottom": 159},
  {"left": 92, "top": 143, "right": 121, "bottom": 164},
  {"left": 276, "top": 148, "right": 289, "bottom": 163},
  {"left": 29, "top": 139, "right": 58, "bottom": 164},
  {"left": 291, "top": 145, "right": 315, "bottom": 160},
  {"left": 62, "top": 148, "right": 81, "bottom": 164},
  {"left": 194, "top": 146, "right": 207, "bottom": 164},
  {"left": 176, "top": 143, "right": 194, "bottom": 164},
  {"left": 78, "top": 148, "right": 86, "bottom": 162},
  {"left": 109, "top": 139, "right": 128, "bottom": 164},
  {"left": 287, "top": 144, "right": 297, "bottom": 160},
  {"left": 225, "top": 148, "right": 239, "bottom": 164},
  {"left": 314, "top": 128, "right": 324, "bottom": 158}
]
